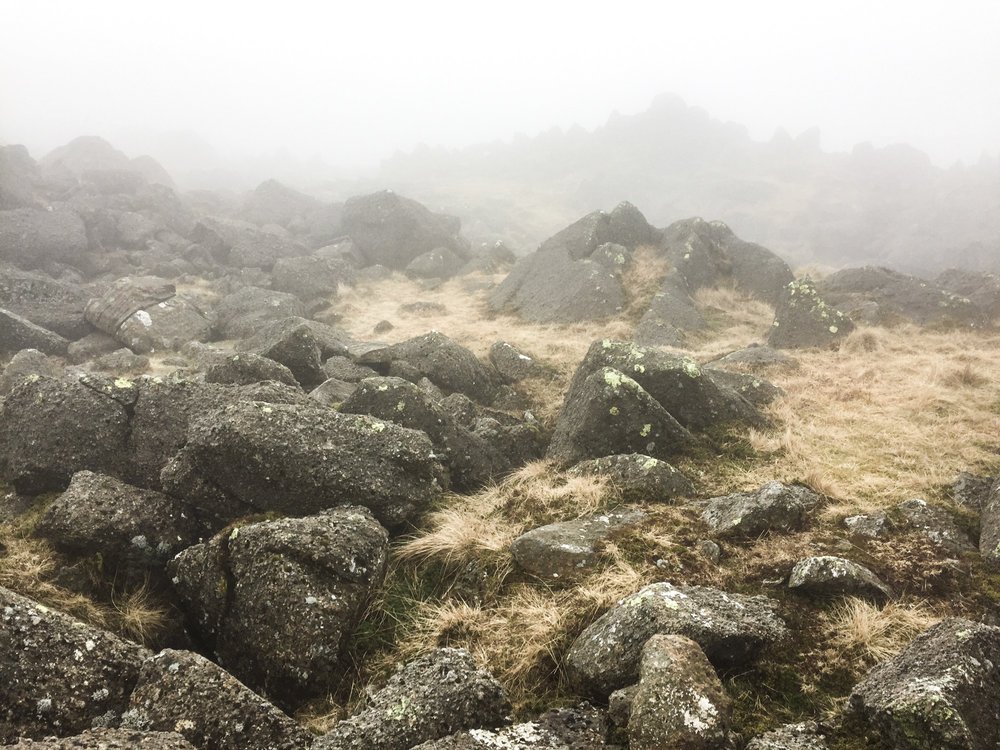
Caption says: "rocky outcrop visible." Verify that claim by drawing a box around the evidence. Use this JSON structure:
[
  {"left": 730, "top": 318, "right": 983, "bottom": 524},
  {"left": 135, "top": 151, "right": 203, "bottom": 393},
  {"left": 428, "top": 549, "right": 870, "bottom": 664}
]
[
  {"left": 701, "top": 482, "right": 821, "bottom": 539},
  {"left": 768, "top": 279, "right": 854, "bottom": 349}
]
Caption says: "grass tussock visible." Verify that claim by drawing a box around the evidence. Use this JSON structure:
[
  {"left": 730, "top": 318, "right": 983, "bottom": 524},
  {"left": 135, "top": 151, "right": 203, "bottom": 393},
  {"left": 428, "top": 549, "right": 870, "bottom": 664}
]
[
  {"left": 622, "top": 245, "right": 670, "bottom": 321},
  {"left": 822, "top": 596, "right": 939, "bottom": 667}
]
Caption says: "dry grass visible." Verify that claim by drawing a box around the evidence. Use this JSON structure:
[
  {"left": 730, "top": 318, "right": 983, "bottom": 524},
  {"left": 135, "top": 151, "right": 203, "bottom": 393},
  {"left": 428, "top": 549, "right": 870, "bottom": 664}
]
[
  {"left": 622, "top": 245, "right": 670, "bottom": 320},
  {"left": 822, "top": 596, "right": 939, "bottom": 666},
  {"left": 112, "top": 581, "right": 170, "bottom": 644}
]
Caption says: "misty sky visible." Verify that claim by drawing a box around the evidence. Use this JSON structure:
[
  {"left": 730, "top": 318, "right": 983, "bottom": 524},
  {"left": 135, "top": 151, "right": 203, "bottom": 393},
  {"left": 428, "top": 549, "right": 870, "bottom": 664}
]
[{"left": 2, "top": 0, "right": 998, "bottom": 170}]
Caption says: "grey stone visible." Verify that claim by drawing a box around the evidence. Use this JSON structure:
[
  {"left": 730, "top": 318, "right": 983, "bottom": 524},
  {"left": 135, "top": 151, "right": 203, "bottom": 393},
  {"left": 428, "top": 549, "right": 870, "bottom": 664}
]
[
  {"left": 567, "top": 454, "right": 693, "bottom": 503},
  {"left": 3, "top": 729, "right": 197, "bottom": 749},
  {"left": 788, "top": 555, "right": 894, "bottom": 602},
  {"left": 745, "top": 722, "right": 828, "bottom": 749},
  {"left": 768, "top": 279, "right": 854, "bottom": 350},
  {"left": 211, "top": 287, "right": 307, "bottom": 340},
  {"left": 895, "top": 498, "right": 975, "bottom": 555},
  {"left": 0, "top": 349, "right": 61, "bottom": 396},
  {"left": 0, "top": 208, "right": 89, "bottom": 269},
  {"left": 412, "top": 703, "right": 611, "bottom": 749},
  {"left": 0, "top": 309, "right": 68, "bottom": 357},
  {"left": 204, "top": 353, "right": 298, "bottom": 387},
  {"left": 702, "top": 482, "right": 821, "bottom": 539}
]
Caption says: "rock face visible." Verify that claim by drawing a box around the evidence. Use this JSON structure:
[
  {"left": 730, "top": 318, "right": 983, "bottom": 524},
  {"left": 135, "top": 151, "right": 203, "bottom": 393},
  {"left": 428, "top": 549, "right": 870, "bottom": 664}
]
[
  {"left": 341, "top": 191, "right": 468, "bottom": 270},
  {"left": 787, "top": 556, "right": 894, "bottom": 602},
  {"left": 978, "top": 479, "right": 1000, "bottom": 566},
  {"left": 0, "top": 308, "right": 69, "bottom": 356},
  {"left": 546, "top": 367, "right": 692, "bottom": 467},
  {"left": 124, "top": 649, "right": 313, "bottom": 750},
  {"left": 623, "top": 635, "right": 732, "bottom": 750},
  {"left": 0, "top": 208, "right": 89, "bottom": 268},
  {"left": 314, "top": 648, "right": 509, "bottom": 750},
  {"left": 768, "top": 279, "right": 854, "bottom": 349},
  {"left": 34, "top": 471, "right": 203, "bottom": 571},
  {"left": 511, "top": 509, "right": 647, "bottom": 582},
  {"left": 169, "top": 507, "right": 388, "bottom": 707},
  {"left": 0, "top": 266, "right": 91, "bottom": 340},
  {"left": 0, "top": 587, "right": 149, "bottom": 743},
  {"left": 162, "top": 400, "right": 444, "bottom": 529},
  {"left": 849, "top": 618, "right": 1000, "bottom": 750},
  {"left": 745, "top": 722, "right": 828, "bottom": 750},
  {"left": 567, "top": 454, "right": 693, "bottom": 503},
  {"left": 357, "top": 332, "right": 498, "bottom": 403},
  {"left": 413, "top": 704, "right": 611, "bottom": 749},
  {"left": 701, "top": 482, "right": 821, "bottom": 539},
  {"left": 564, "top": 582, "right": 787, "bottom": 697},
  {"left": 4, "top": 729, "right": 198, "bottom": 749}
]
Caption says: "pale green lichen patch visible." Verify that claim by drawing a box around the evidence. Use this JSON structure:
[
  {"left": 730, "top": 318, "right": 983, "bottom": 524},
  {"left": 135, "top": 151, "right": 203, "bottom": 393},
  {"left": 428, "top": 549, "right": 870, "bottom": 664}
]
[{"left": 640, "top": 424, "right": 652, "bottom": 437}]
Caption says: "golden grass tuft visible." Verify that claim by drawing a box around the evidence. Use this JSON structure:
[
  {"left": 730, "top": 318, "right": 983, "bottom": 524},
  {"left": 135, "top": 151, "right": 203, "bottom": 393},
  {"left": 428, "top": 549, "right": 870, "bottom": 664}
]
[
  {"left": 823, "top": 596, "right": 939, "bottom": 666},
  {"left": 111, "top": 581, "right": 170, "bottom": 645},
  {"left": 622, "top": 245, "right": 670, "bottom": 321}
]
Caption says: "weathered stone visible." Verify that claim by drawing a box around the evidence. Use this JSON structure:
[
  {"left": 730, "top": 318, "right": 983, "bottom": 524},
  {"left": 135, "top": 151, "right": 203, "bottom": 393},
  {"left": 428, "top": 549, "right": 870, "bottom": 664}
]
[
  {"left": 308, "top": 377, "right": 357, "bottom": 406},
  {"left": 0, "top": 266, "right": 91, "bottom": 340},
  {"left": 768, "top": 279, "right": 854, "bottom": 350},
  {"left": 567, "top": 454, "right": 693, "bottom": 503},
  {"left": 702, "top": 482, "right": 821, "bottom": 539},
  {"left": 313, "top": 648, "right": 508, "bottom": 750},
  {"left": 704, "top": 368, "right": 784, "bottom": 406},
  {"left": 952, "top": 472, "right": 994, "bottom": 512},
  {"left": 204, "top": 353, "right": 298, "bottom": 388},
  {"left": 234, "top": 318, "right": 326, "bottom": 389},
  {"left": 66, "top": 333, "right": 119, "bottom": 364},
  {"left": 626, "top": 634, "right": 732, "bottom": 750},
  {"left": 211, "top": 287, "right": 307, "bottom": 339},
  {"left": 240, "top": 179, "right": 321, "bottom": 228},
  {"left": 0, "top": 208, "right": 89, "bottom": 269},
  {"left": 707, "top": 344, "right": 799, "bottom": 371},
  {"left": 849, "top": 618, "right": 1000, "bottom": 750},
  {"left": 564, "top": 582, "right": 787, "bottom": 697},
  {"left": 322, "top": 356, "right": 378, "bottom": 383},
  {"left": 169, "top": 507, "right": 387, "bottom": 707},
  {"left": 405, "top": 247, "right": 463, "bottom": 279},
  {"left": 115, "top": 296, "right": 210, "bottom": 354},
  {"left": 92, "top": 348, "right": 149, "bottom": 374},
  {"left": 272, "top": 255, "right": 344, "bottom": 300},
  {"left": 3, "top": 729, "right": 197, "bottom": 749},
  {"left": 546, "top": 367, "right": 692, "bottom": 467},
  {"left": 0, "top": 349, "right": 61, "bottom": 396},
  {"left": 0, "top": 309, "right": 68, "bottom": 357},
  {"left": 0, "top": 587, "right": 149, "bottom": 743},
  {"left": 895, "top": 498, "right": 975, "bottom": 555},
  {"left": 412, "top": 704, "right": 611, "bottom": 749},
  {"left": 488, "top": 341, "right": 541, "bottom": 383},
  {"left": 787, "top": 556, "right": 894, "bottom": 602},
  {"left": 978, "top": 478, "right": 1000, "bottom": 566},
  {"left": 843, "top": 512, "right": 893, "bottom": 539},
  {"left": 745, "top": 722, "right": 828, "bottom": 749},
  {"left": 124, "top": 649, "right": 313, "bottom": 750},
  {"left": 511, "top": 509, "right": 647, "bottom": 582}
]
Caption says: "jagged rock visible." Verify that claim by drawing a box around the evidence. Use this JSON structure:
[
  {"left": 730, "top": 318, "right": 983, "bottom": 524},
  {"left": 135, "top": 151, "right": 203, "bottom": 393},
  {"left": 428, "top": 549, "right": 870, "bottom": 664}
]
[
  {"left": 745, "top": 722, "right": 828, "bottom": 749},
  {"left": 0, "top": 587, "right": 149, "bottom": 743},
  {"left": 702, "top": 482, "right": 821, "bottom": 539},
  {"left": 546, "top": 367, "right": 692, "bottom": 467},
  {"left": 162, "top": 400, "right": 444, "bottom": 529},
  {"left": 67, "top": 332, "right": 120, "bottom": 363},
  {"left": 272, "top": 255, "right": 344, "bottom": 300},
  {"left": 511, "top": 509, "right": 647, "bottom": 582},
  {"left": 726, "top": 238, "right": 796, "bottom": 305},
  {"left": 704, "top": 368, "right": 784, "bottom": 406},
  {"left": 0, "top": 208, "right": 89, "bottom": 269},
  {"left": 567, "top": 454, "right": 693, "bottom": 503},
  {"left": 124, "top": 649, "right": 313, "bottom": 750},
  {"left": 341, "top": 191, "right": 468, "bottom": 270},
  {"left": 92, "top": 348, "right": 149, "bottom": 374},
  {"left": 849, "top": 618, "right": 1000, "bottom": 750},
  {"left": 458, "top": 241, "right": 517, "bottom": 275},
  {"left": 633, "top": 271, "right": 705, "bottom": 347},
  {"left": 0, "top": 309, "right": 68, "bottom": 356},
  {"left": 169, "top": 507, "right": 387, "bottom": 706},
  {"left": 660, "top": 218, "right": 732, "bottom": 289},
  {"left": 308, "top": 377, "right": 357, "bottom": 406},
  {"left": 564, "top": 582, "right": 787, "bottom": 697},
  {"left": 608, "top": 201, "right": 661, "bottom": 249},
  {"left": 341, "top": 376, "right": 509, "bottom": 491},
  {"left": 357, "top": 332, "right": 497, "bottom": 403},
  {"left": 211, "top": 287, "right": 307, "bottom": 339},
  {"left": 978, "top": 479, "right": 1000, "bottom": 566},
  {"left": 313, "top": 237, "right": 364, "bottom": 266},
  {"left": 488, "top": 341, "right": 541, "bottom": 383},
  {"left": 234, "top": 318, "right": 327, "bottom": 389},
  {"left": 768, "top": 279, "right": 854, "bottom": 349},
  {"left": 623, "top": 634, "right": 732, "bottom": 750},
  {"left": 707, "top": 344, "right": 799, "bottom": 371},
  {"left": 819, "top": 266, "right": 988, "bottom": 328},
  {"left": 204, "top": 353, "right": 298, "bottom": 387},
  {"left": 413, "top": 704, "right": 611, "bottom": 749},
  {"left": 34, "top": 471, "right": 203, "bottom": 571},
  {"left": 843, "top": 513, "right": 893, "bottom": 539},
  {"left": 313, "top": 648, "right": 508, "bottom": 750},
  {"left": 3, "top": 729, "right": 197, "bottom": 749},
  {"left": 0, "top": 266, "right": 91, "bottom": 340},
  {"left": 566, "top": 340, "right": 763, "bottom": 431},
  {"left": 0, "top": 144, "right": 40, "bottom": 209},
  {"left": 895, "top": 497, "right": 975, "bottom": 555},
  {"left": 787, "top": 556, "right": 894, "bottom": 602},
  {"left": 405, "top": 247, "right": 463, "bottom": 279},
  {"left": 952, "top": 471, "right": 994, "bottom": 512},
  {"left": 322, "top": 356, "right": 378, "bottom": 383},
  {"left": 0, "top": 349, "right": 61, "bottom": 396},
  {"left": 937, "top": 268, "right": 1000, "bottom": 319}
]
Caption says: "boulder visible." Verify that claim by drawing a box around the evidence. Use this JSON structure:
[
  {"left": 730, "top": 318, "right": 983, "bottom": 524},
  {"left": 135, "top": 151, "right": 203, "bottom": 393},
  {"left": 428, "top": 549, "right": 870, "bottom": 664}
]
[
  {"left": 211, "top": 287, "right": 307, "bottom": 340},
  {"left": 843, "top": 512, "right": 893, "bottom": 539},
  {"left": 309, "top": 377, "right": 357, "bottom": 406},
  {"left": 0, "top": 266, "right": 91, "bottom": 340},
  {"left": 405, "top": 247, "right": 463, "bottom": 279},
  {"left": 488, "top": 341, "right": 541, "bottom": 383},
  {"left": 701, "top": 482, "right": 821, "bottom": 539},
  {"left": 660, "top": 218, "right": 732, "bottom": 290},
  {"left": 162, "top": 400, "right": 444, "bottom": 529},
  {"left": 3, "top": 729, "right": 197, "bottom": 749},
  {"left": 234, "top": 318, "right": 327, "bottom": 389},
  {"left": 633, "top": 271, "right": 705, "bottom": 347},
  {"left": 895, "top": 498, "right": 975, "bottom": 555},
  {"left": 564, "top": 582, "right": 787, "bottom": 697},
  {"left": 271, "top": 255, "right": 344, "bottom": 300},
  {"left": 768, "top": 279, "right": 854, "bottom": 349},
  {"left": 849, "top": 618, "right": 1000, "bottom": 750},
  {"left": 937, "top": 268, "right": 1000, "bottom": 319},
  {"left": 313, "top": 648, "right": 508, "bottom": 750},
  {"left": 623, "top": 634, "right": 732, "bottom": 750},
  {"left": 240, "top": 179, "right": 321, "bottom": 228},
  {"left": 707, "top": 344, "right": 798, "bottom": 371},
  {"left": 67, "top": 332, "right": 120, "bottom": 364},
  {"left": 0, "top": 349, "right": 61, "bottom": 396},
  {"left": 787, "top": 556, "right": 894, "bottom": 602},
  {"left": 726, "top": 238, "right": 796, "bottom": 305},
  {"left": 511, "top": 509, "right": 647, "bottom": 582},
  {"left": 413, "top": 704, "right": 611, "bottom": 749},
  {"left": 457, "top": 241, "right": 517, "bottom": 276},
  {"left": 704, "top": 368, "right": 784, "bottom": 407},
  {"left": 952, "top": 472, "right": 994, "bottom": 512},
  {"left": 566, "top": 454, "right": 693, "bottom": 503},
  {"left": 34, "top": 471, "right": 203, "bottom": 571},
  {"left": 322, "top": 356, "right": 378, "bottom": 383},
  {"left": 745, "top": 722, "right": 828, "bottom": 750},
  {"left": 0, "top": 208, "right": 89, "bottom": 269},
  {"left": 607, "top": 201, "right": 660, "bottom": 249},
  {"left": 0, "top": 309, "right": 68, "bottom": 356},
  {"left": 204, "top": 353, "right": 299, "bottom": 388},
  {"left": 546, "top": 367, "right": 692, "bottom": 467},
  {"left": 92, "top": 348, "right": 150, "bottom": 374},
  {"left": 980, "top": 479, "right": 1000, "bottom": 566},
  {"left": 0, "top": 587, "right": 149, "bottom": 743},
  {"left": 124, "top": 649, "right": 313, "bottom": 750},
  {"left": 341, "top": 191, "right": 467, "bottom": 270},
  {"left": 0, "top": 144, "right": 41, "bottom": 209},
  {"left": 357, "top": 332, "right": 497, "bottom": 403},
  {"left": 169, "top": 507, "right": 387, "bottom": 707}
]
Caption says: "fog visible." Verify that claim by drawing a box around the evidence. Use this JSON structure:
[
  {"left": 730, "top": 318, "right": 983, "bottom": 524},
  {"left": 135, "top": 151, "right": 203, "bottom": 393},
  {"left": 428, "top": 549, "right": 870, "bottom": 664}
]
[{"left": 2, "top": 0, "right": 999, "bottom": 175}]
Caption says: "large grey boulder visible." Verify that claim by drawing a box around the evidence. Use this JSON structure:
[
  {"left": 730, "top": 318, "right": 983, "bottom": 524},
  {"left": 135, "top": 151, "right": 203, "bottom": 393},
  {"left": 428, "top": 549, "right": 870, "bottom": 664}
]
[
  {"left": 0, "top": 208, "right": 89, "bottom": 268},
  {"left": 564, "top": 582, "right": 787, "bottom": 697},
  {"left": 567, "top": 454, "right": 693, "bottom": 503},
  {"left": 0, "top": 144, "right": 41, "bottom": 210},
  {"left": 240, "top": 179, "right": 321, "bottom": 228},
  {"left": 162, "top": 400, "right": 444, "bottom": 529},
  {"left": 488, "top": 341, "right": 542, "bottom": 383},
  {"left": 235, "top": 317, "right": 349, "bottom": 390},
  {"left": 0, "top": 587, "right": 150, "bottom": 743},
  {"left": 0, "top": 348, "right": 61, "bottom": 396},
  {"left": 0, "top": 266, "right": 91, "bottom": 340},
  {"left": 768, "top": 279, "right": 854, "bottom": 349},
  {"left": 622, "top": 634, "right": 732, "bottom": 750},
  {"left": 211, "top": 286, "right": 307, "bottom": 339},
  {"left": 314, "top": 648, "right": 508, "bottom": 750},
  {"left": 412, "top": 704, "right": 611, "bottom": 749},
  {"left": 633, "top": 271, "right": 705, "bottom": 347},
  {"left": 546, "top": 367, "right": 692, "bottom": 467},
  {"left": 405, "top": 247, "right": 464, "bottom": 279},
  {"left": 272, "top": 255, "right": 344, "bottom": 300},
  {"left": 978, "top": 478, "right": 1000, "bottom": 566},
  {"left": 124, "top": 649, "right": 313, "bottom": 750},
  {"left": 0, "top": 309, "right": 68, "bottom": 356},
  {"left": 849, "top": 618, "right": 1000, "bottom": 750},
  {"left": 787, "top": 556, "right": 894, "bottom": 602},
  {"left": 511, "top": 509, "right": 647, "bottom": 582},
  {"left": 34, "top": 471, "right": 203, "bottom": 571},
  {"left": 895, "top": 497, "right": 976, "bottom": 555},
  {"left": 3, "top": 729, "right": 197, "bottom": 749},
  {"left": 341, "top": 191, "right": 468, "bottom": 270},
  {"left": 204, "top": 352, "right": 299, "bottom": 387},
  {"left": 169, "top": 507, "right": 387, "bottom": 707},
  {"left": 702, "top": 482, "right": 821, "bottom": 539}
]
